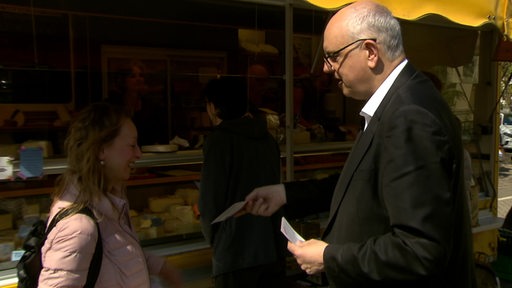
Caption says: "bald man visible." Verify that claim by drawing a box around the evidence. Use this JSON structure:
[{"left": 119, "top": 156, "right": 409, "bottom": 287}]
[{"left": 245, "top": 1, "right": 476, "bottom": 287}]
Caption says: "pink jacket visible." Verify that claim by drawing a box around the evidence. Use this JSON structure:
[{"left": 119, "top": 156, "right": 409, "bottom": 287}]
[{"left": 39, "top": 186, "right": 164, "bottom": 288}]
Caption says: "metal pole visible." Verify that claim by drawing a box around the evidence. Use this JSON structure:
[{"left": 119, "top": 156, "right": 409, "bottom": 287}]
[{"left": 285, "top": 0, "right": 294, "bottom": 181}]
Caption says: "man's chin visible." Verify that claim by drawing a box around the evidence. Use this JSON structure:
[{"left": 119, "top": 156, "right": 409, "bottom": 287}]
[
  {"left": 338, "top": 84, "right": 353, "bottom": 99},
  {"left": 344, "top": 91, "right": 367, "bottom": 101}
]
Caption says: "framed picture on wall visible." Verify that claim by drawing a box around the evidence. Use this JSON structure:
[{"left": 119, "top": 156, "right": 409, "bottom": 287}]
[
  {"left": 293, "top": 34, "right": 323, "bottom": 74},
  {"left": 101, "top": 46, "right": 226, "bottom": 146},
  {"left": 165, "top": 50, "right": 226, "bottom": 142},
  {"left": 101, "top": 46, "right": 171, "bottom": 145}
]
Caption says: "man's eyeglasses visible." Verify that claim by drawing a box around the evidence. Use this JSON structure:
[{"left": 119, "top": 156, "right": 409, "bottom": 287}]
[{"left": 323, "top": 38, "right": 377, "bottom": 71}]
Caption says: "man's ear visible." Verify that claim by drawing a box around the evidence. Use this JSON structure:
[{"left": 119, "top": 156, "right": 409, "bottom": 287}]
[{"left": 365, "top": 41, "right": 379, "bottom": 69}]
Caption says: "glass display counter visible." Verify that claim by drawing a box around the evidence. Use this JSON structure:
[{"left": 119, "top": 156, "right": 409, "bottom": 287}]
[{"left": 0, "top": 142, "right": 353, "bottom": 287}]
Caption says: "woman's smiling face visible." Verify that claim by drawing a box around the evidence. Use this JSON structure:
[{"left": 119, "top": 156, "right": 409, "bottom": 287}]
[{"left": 101, "top": 118, "right": 141, "bottom": 187}]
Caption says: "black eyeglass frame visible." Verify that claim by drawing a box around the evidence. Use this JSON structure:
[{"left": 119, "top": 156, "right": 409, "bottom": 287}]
[{"left": 323, "top": 38, "right": 377, "bottom": 70}]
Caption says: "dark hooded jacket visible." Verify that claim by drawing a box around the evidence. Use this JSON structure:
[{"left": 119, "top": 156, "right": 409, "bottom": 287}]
[{"left": 199, "top": 115, "right": 286, "bottom": 276}]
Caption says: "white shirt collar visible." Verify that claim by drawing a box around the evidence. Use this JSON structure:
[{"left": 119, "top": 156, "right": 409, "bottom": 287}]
[{"left": 360, "top": 59, "right": 408, "bottom": 130}]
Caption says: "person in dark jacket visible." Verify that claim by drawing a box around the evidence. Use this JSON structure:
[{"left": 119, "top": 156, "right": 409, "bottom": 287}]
[
  {"left": 198, "top": 76, "right": 287, "bottom": 288},
  {"left": 245, "top": 1, "right": 476, "bottom": 287}
]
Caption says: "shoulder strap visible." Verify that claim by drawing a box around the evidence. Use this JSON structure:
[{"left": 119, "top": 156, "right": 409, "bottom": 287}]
[
  {"left": 45, "top": 208, "right": 74, "bottom": 234},
  {"left": 47, "top": 207, "right": 102, "bottom": 288},
  {"left": 77, "top": 207, "right": 102, "bottom": 288}
]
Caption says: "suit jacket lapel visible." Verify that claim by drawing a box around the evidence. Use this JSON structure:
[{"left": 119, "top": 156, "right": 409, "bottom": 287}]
[{"left": 325, "top": 118, "right": 377, "bottom": 228}]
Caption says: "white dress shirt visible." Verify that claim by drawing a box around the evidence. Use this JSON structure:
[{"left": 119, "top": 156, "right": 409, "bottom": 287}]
[{"left": 360, "top": 59, "right": 408, "bottom": 130}]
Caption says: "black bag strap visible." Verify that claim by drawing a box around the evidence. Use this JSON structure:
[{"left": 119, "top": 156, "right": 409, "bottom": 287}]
[{"left": 47, "top": 206, "right": 102, "bottom": 288}]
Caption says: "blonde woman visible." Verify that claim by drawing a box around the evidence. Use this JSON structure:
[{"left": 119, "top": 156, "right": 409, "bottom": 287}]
[{"left": 39, "top": 102, "right": 182, "bottom": 288}]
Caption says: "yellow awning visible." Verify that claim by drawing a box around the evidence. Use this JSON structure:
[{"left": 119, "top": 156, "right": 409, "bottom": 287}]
[{"left": 304, "top": 0, "right": 512, "bottom": 39}]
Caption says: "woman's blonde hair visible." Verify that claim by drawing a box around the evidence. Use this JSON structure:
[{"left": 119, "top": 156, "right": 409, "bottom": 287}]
[{"left": 53, "top": 102, "right": 128, "bottom": 210}]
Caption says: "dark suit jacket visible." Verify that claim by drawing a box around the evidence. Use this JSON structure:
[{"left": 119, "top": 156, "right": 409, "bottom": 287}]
[{"left": 285, "top": 63, "right": 476, "bottom": 288}]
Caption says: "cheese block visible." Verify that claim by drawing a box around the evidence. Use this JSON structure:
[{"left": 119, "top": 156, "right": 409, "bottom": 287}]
[
  {"left": 174, "top": 188, "right": 199, "bottom": 205},
  {"left": 148, "top": 195, "right": 185, "bottom": 213},
  {"left": 0, "top": 242, "right": 14, "bottom": 261},
  {"left": 23, "top": 203, "right": 40, "bottom": 217},
  {"left": 169, "top": 205, "right": 195, "bottom": 223},
  {"left": 0, "top": 213, "right": 12, "bottom": 230},
  {"left": 139, "top": 217, "right": 152, "bottom": 229}
]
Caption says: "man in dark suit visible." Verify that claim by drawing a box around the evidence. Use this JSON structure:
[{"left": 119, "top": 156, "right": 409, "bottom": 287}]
[{"left": 245, "top": 1, "right": 476, "bottom": 287}]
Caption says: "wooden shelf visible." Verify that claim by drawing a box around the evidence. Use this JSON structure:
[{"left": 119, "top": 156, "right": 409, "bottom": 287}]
[
  {"left": 0, "top": 174, "right": 202, "bottom": 199},
  {"left": 0, "top": 126, "right": 68, "bottom": 133},
  {"left": 293, "top": 162, "right": 343, "bottom": 171},
  {"left": 128, "top": 175, "right": 200, "bottom": 186},
  {"left": 0, "top": 186, "right": 53, "bottom": 198}
]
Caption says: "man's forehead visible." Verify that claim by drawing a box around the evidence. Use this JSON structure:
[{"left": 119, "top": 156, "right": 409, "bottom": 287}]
[{"left": 323, "top": 27, "right": 348, "bottom": 50}]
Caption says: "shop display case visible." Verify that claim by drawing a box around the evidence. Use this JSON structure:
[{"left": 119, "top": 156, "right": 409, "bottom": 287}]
[{"left": 0, "top": 140, "right": 352, "bottom": 286}]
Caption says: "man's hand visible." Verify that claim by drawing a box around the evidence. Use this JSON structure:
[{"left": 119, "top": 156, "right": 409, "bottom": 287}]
[
  {"left": 244, "top": 184, "right": 286, "bottom": 216},
  {"left": 288, "top": 239, "right": 327, "bottom": 275}
]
